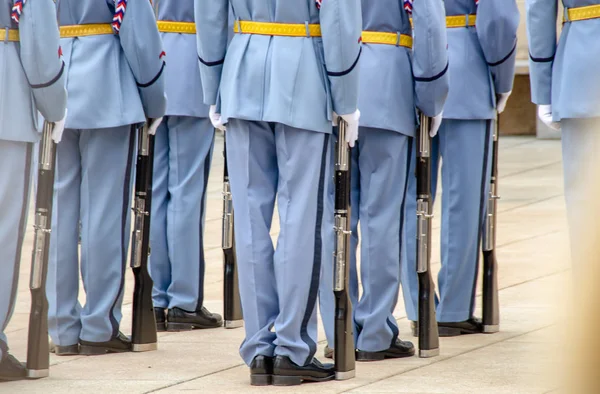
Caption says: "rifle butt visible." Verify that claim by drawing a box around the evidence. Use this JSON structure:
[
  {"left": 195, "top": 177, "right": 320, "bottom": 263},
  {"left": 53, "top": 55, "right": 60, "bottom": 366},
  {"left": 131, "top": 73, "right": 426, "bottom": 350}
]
[
  {"left": 334, "top": 290, "right": 355, "bottom": 380},
  {"left": 131, "top": 266, "right": 158, "bottom": 352},
  {"left": 417, "top": 271, "right": 439, "bottom": 358},
  {"left": 223, "top": 248, "right": 243, "bottom": 328},
  {"left": 482, "top": 250, "right": 500, "bottom": 333}
]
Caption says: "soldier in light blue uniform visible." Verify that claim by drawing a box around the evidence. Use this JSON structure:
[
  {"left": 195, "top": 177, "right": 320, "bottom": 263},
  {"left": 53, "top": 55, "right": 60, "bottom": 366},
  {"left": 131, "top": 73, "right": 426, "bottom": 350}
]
[
  {"left": 401, "top": 0, "right": 519, "bottom": 336},
  {"left": 195, "top": 0, "right": 361, "bottom": 386},
  {"left": 46, "top": 0, "right": 166, "bottom": 355},
  {"left": 318, "top": 0, "right": 448, "bottom": 360},
  {"left": 0, "top": 0, "right": 66, "bottom": 380},
  {"left": 527, "top": 0, "right": 600, "bottom": 266},
  {"left": 149, "top": 0, "right": 222, "bottom": 333}
]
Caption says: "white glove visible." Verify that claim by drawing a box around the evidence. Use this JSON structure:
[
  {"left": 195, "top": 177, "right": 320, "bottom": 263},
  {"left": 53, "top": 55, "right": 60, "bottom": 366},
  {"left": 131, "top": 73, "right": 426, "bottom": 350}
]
[
  {"left": 210, "top": 105, "right": 226, "bottom": 132},
  {"left": 51, "top": 109, "right": 67, "bottom": 144},
  {"left": 430, "top": 111, "right": 443, "bottom": 138},
  {"left": 538, "top": 105, "right": 561, "bottom": 131},
  {"left": 496, "top": 92, "right": 511, "bottom": 114},
  {"left": 148, "top": 117, "right": 163, "bottom": 135},
  {"left": 333, "top": 109, "right": 360, "bottom": 148}
]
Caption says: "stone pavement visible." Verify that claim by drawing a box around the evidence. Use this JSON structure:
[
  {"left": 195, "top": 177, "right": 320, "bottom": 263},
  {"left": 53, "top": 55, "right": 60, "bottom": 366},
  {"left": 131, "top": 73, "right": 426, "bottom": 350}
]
[{"left": 2, "top": 134, "right": 569, "bottom": 393}]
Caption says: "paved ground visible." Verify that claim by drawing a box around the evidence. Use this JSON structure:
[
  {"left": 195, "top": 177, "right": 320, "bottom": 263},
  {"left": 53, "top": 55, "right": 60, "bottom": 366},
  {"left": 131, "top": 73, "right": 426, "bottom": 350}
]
[{"left": 2, "top": 134, "right": 569, "bottom": 393}]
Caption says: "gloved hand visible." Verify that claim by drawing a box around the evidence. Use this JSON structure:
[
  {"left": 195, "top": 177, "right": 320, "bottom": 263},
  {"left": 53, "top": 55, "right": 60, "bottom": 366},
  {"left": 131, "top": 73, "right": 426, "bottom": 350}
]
[
  {"left": 496, "top": 92, "right": 511, "bottom": 114},
  {"left": 538, "top": 104, "right": 561, "bottom": 131},
  {"left": 210, "top": 105, "right": 226, "bottom": 132},
  {"left": 333, "top": 109, "right": 360, "bottom": 148},
  {"left": 51, "top": 109, "right": 67, "bottom": 144},
  {"left": 148, "top": 117, "right": 163, "bottom": 135},
  {"left": 430, "top": 111, "right": 443, "bottom": 138}
]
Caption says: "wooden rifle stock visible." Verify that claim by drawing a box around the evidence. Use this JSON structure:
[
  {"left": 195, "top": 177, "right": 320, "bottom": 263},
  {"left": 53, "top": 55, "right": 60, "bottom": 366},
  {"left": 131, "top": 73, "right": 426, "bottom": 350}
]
[
  {"left": 130, "top": 121, "right": 158, "bottom": 352},
  {"left": 26, "top": 121, "right": 56, "bottom": 378},
  {"left": 482, "top": 114, "right": 500, "bottom": 333},
  {"left": 333, "top": 120, "right": 355, "bottom": 380},
  {"left": 416, "top": 114, "right": 439, "bottom": 358},
  {"left": 222, "top": 136, "right": 243, "bottom": 328}
]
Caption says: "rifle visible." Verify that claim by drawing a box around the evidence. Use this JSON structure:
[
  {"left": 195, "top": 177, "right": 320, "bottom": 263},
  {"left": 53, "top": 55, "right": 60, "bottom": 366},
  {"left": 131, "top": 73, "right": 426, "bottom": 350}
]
[
  {"left": 333, "top": 119, "right": 355, "bottom": 380},
  {"left": 482, "top": 114, "right": 500, "bottom": 333},
  {"left": 222, "top": 135, "right": 243, "bottom": 329},
  {"left": 416, "top": 113, "right": 439, "bottom": 358},
  {"left": 26, "top": 121, "right": 56, "bottom": 378},
  {"left": 130, "top": 121, "right": 158, "bottom": 352}
]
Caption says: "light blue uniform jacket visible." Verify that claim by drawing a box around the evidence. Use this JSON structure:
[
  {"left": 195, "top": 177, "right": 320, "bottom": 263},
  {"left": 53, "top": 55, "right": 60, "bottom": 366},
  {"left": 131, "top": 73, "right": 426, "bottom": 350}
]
[
  {"left": 195, "top": 0, "right": 362, "bottom": 134},
  {"left": 158, "top": 0, "right": 207, "bottom": 118},
  {"left": 0, "top": 0, "right": 66, "bottom": 142},
  {"left": 444, "top": 0, "right": 519, "bottom": 119},
  {"left": 527, "top": 0, "right": 600, "bottom": 120},
  {"left": 359, "top": 0, "right": 448, "bottom": 136},
  {"left": 59, "top": 0, "right": 166, "bottom": 129}
]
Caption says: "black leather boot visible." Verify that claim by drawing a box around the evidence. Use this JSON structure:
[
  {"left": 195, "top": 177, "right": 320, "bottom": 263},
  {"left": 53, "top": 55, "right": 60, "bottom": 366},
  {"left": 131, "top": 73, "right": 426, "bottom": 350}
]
[
  {"left": 272, "top": 355, "right": 335, "bottom": 386},
  {"left": 166, "top": 306, "right": 223, "bottom": 331}
]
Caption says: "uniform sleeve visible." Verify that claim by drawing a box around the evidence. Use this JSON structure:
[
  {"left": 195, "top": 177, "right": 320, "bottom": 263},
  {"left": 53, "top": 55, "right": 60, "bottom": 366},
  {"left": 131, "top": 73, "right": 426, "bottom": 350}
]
[
  {"left": 525, "top": 0, "right": 557, "bottom": 105},
  {"left": 476, "top": 0, "right": 520, "bottom": 95},
  {"left": 18, "top": 0, "right": 66, "bottom": 122},
  {"left": 195, "top": 0, "right": 228, "bottom": 106},
  {"left": 117, "top": 0, "right": 167, "bottom": 119},
  {"left": 410, "top": 0, "right": 449, "bottom": 117},
  {"left": 320, "top": 0, "right": 362, "bottom": 116}
]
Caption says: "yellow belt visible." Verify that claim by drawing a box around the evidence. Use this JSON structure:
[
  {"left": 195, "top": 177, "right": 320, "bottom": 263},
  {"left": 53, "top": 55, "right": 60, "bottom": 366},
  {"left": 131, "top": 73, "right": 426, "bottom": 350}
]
[
  {"left": 446, "top": 14, "right": 477, "bottom": 28},
  {"left": 361, "top": 31, "right": 412, "bottom": 48},
  {"left": 60, "top": 24, "right": 113, "bottom": 38},
  {"left": 157, "top": 21, "right": 196, "bottom": 34},
  {"left": 233, "top": 21, "right": 322, "bottom": 37},
  {"left": 0, "top": 28, "right": 19, "bottom": 42},
  {"left": 564, "top": 4, "right": 600, "bottom": 22},
  {"left": 410, "top": 14, "right": 476, "bottom": 29}
]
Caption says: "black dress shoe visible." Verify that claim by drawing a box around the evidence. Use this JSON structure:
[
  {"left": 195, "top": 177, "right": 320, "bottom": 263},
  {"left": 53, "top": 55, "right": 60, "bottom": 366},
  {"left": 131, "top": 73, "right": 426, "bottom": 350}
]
[
  {"left": 79, "top": 332, "right": 131, "bottom": 355},
  {"left": 155, "top": 307, "right": 167, "bottom": 332},
  {"left": 272, "top": 355, "right": 335, "bottom": 386},
  {"left": 438, "top": 317, "right": 483, "bottom": 337},
  {"left": 54, "top": 344, "right": 79, "bottom": 356},
  {"left": 249, "top": 355, "right": 274, "bottom": 386},
  {"left": 356, "top": 338, "right": 415, "bottom": 361},
  {"left": 0, "top": 353, "right": 27, "bottom": 381},
  {"left": 166, "top": 306, "right": 223, "bottom": 331}
]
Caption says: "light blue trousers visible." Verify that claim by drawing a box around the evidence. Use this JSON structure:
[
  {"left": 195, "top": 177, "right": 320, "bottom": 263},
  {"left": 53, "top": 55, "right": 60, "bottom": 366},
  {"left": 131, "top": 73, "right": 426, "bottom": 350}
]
[
  {"left": 149, "top": 116, "right": 215, "bottom": 311},
  {"left": 0, "top": 141, "right": 33, "bottom": 359},
  {"left": 47, "top": 127, "right": 136, "bottom": 345},
  {"left": 226, "top": 119, "right": 332, "bottom": 367},
  {"left": 401, "top": 119, "right": 491, "bottom": 323}
]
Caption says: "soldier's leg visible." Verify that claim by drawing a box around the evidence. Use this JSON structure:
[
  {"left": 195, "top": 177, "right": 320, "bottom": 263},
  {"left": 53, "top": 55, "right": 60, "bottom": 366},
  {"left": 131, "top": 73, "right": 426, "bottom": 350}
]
[
  {"left": 149, "top": 119, "right": 171, "bottom": 314},
  {"left": 226, "top": 119, "right": 278, "bottom": 365},
  {"left": 79, "top": 127, "right": 136, "bottom": 344},
  {"left": 0, "top": 141, "right": 32, "bottom": 368},
  {"left": 47, "top": 129, "right": 83, "bottom": 349},
  {"left": 353, "top": 128, "right": 412, "bottom": 354},
  {"left": 561, "top": 118, "right": 600, "bottom": 269},
  {"left": 272, "top": 125, "right": 331, "bottom": 367},
  {"left": 437, "top": 119, "right": 491, "bottom": 325},
  {"left": 400, "top": 134, "right": 440, "bottom": 324},
  {"left": 165, "top": 117, "right": 215, "bottom": 312},
  {"left": 318, "top": 139, "right": 359, "bottom": 352}
]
